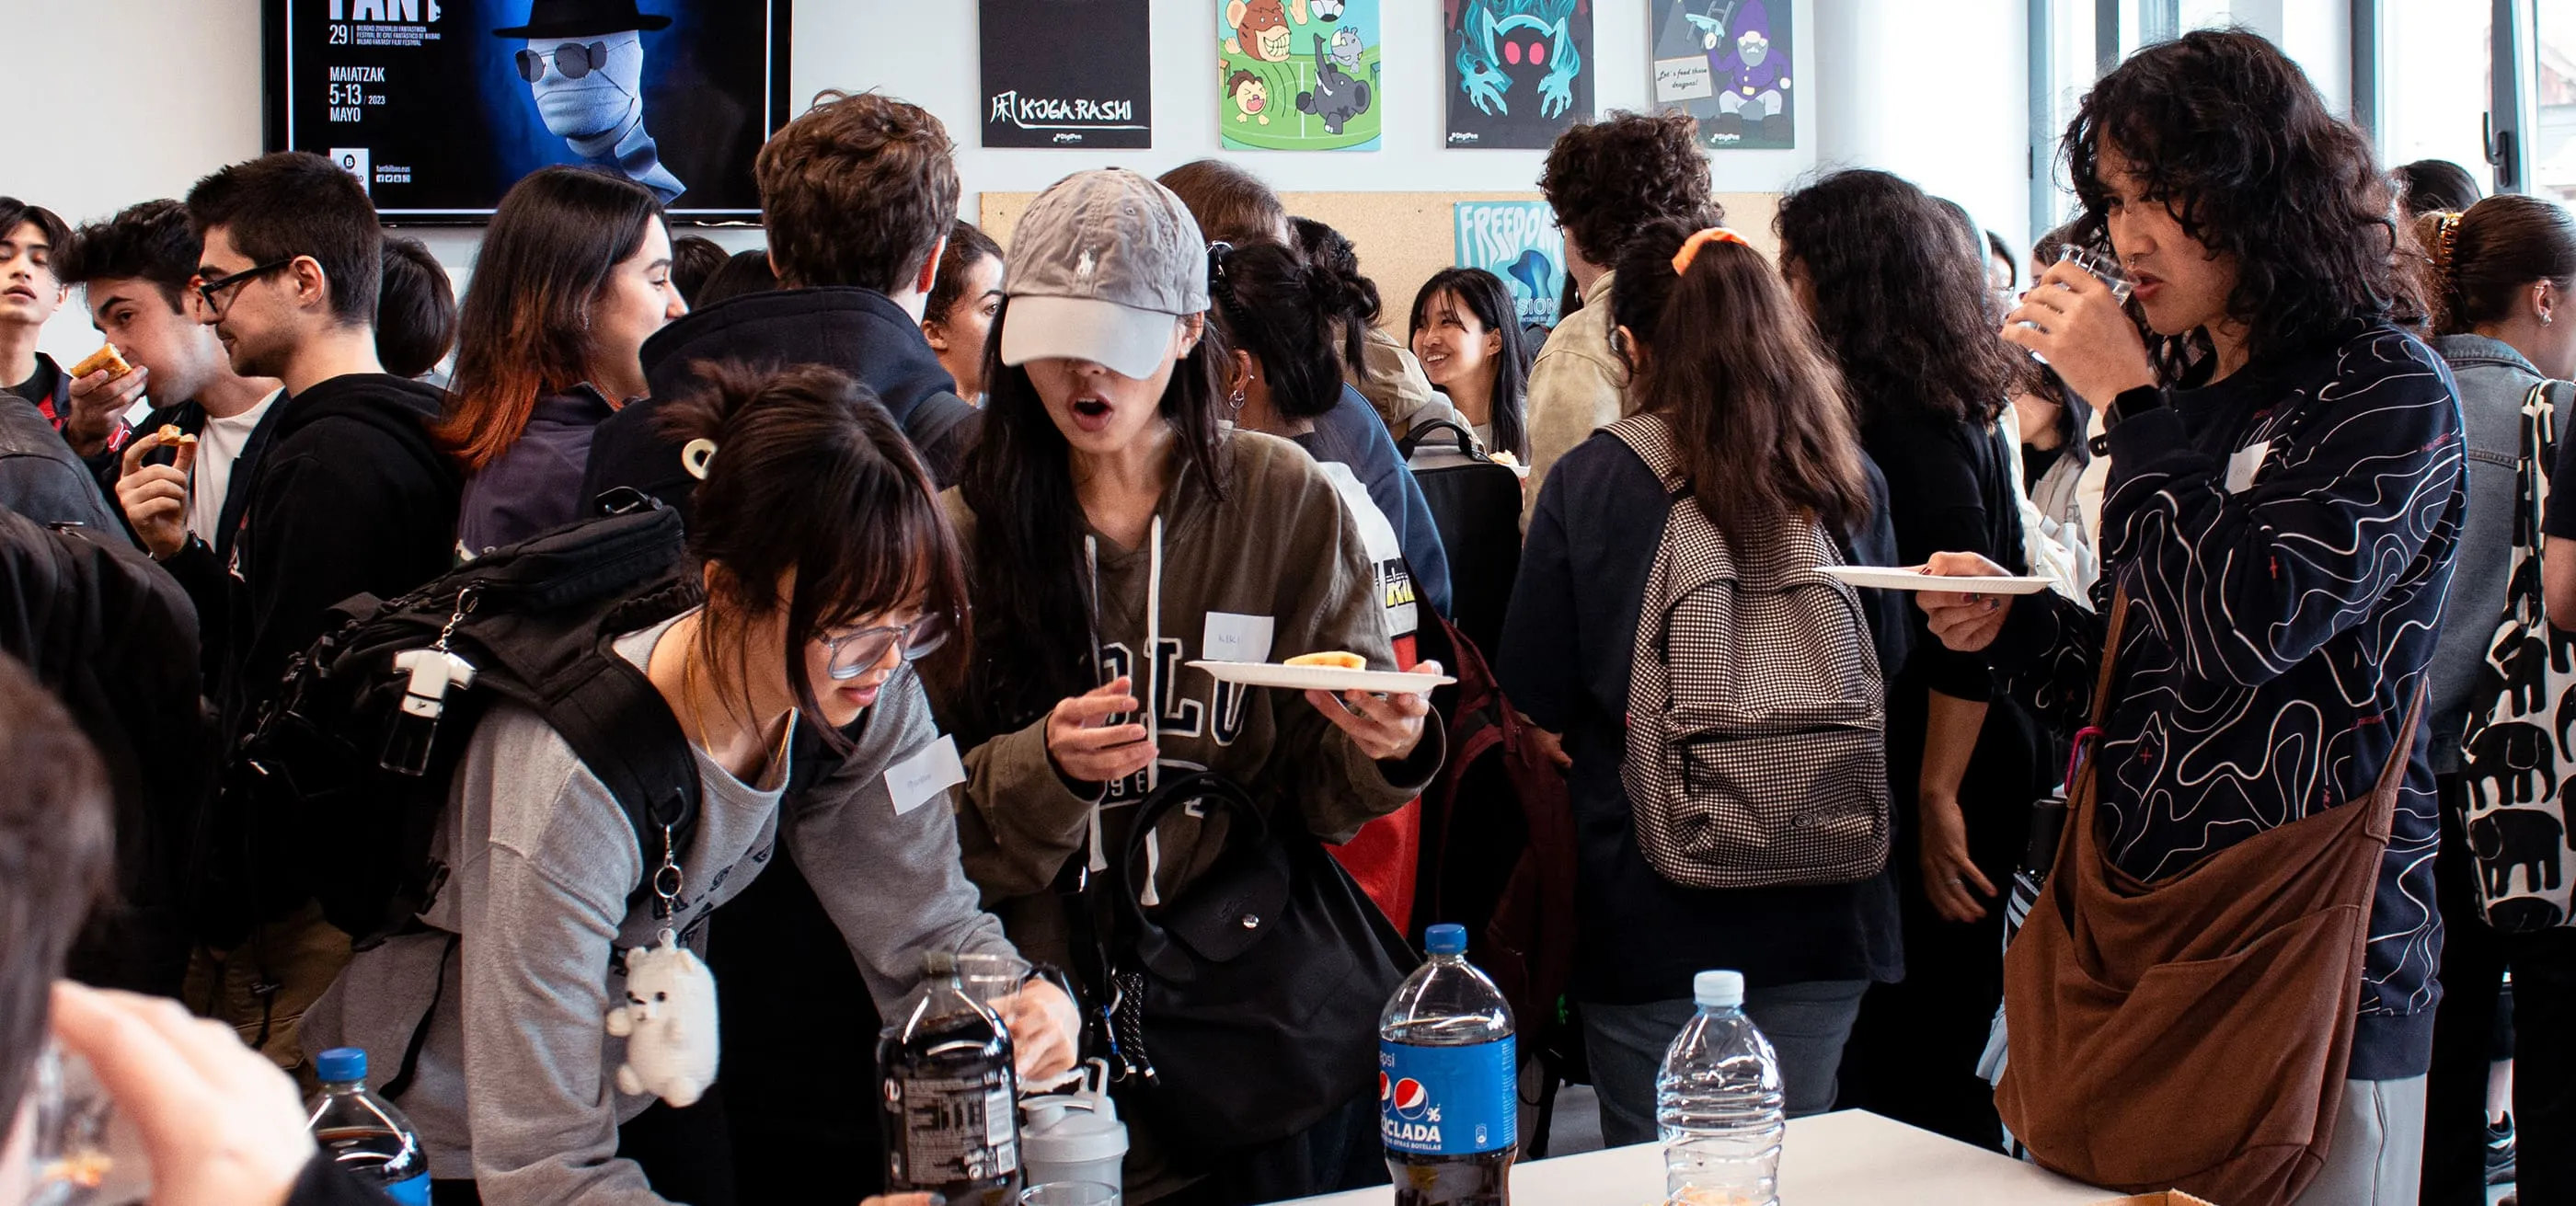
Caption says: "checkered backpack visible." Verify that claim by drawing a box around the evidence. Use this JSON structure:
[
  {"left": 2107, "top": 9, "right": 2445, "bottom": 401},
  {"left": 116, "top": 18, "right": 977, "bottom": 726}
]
[{"left": 1607, "top": 414, "right": 1891, "bottom": 889}]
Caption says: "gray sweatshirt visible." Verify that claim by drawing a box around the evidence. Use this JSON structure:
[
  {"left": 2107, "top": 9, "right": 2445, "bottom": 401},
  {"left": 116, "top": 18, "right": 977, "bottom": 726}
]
[{"left": 301, "top": 614, "right": 1014, "bottom": 1202}]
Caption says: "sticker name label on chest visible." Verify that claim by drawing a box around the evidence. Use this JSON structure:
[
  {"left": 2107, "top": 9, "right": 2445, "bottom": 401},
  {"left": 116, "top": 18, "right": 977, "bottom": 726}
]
[
  {"left": 2226, "top": 439, "right": 2273, "bottom": 494},
  {"left": 1202, "top": 612, "right": 1277, "bottom": 664},
  {"left": 886, "top": 735, "right": 968, "bottom": 816}
]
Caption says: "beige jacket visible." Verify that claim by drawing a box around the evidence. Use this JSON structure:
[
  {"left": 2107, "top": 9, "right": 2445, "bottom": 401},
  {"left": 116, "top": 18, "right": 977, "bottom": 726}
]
[
  {"left": 1523, "top": 270, "right": 1628, "bottom": 523},
  {"left": 1349, "top": 325, "right": 1459, "bottom": 441}
]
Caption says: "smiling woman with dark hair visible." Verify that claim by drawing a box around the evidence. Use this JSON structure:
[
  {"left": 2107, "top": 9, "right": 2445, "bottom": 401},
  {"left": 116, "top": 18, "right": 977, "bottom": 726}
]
[{"left": 1918, "top": 29, "right": 2463, "bottom": 1205}]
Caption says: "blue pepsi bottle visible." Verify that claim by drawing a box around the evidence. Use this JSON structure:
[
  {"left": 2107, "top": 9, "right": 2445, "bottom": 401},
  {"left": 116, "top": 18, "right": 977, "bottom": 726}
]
[
  {"left": 306, "top": 1047, "right": 431, "bottom": 1206},
  {"left": 1380, "top": 924, "right": 1517, "bottom": 1206}
]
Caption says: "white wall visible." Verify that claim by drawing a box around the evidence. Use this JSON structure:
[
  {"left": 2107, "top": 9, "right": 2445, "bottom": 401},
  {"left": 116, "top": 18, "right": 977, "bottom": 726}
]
[
  {"left": 1812, "top": 0, "right": 2032, "bottom": 250},
  {"left": 46, "top": 0, "right": 2421, "bottom": 368}
]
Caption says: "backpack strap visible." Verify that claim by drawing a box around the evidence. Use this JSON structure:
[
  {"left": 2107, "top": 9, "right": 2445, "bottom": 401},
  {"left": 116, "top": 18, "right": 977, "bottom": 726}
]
[
  {"left": 1604, "top": 413, "right": 1686, "bottom": 497},
  {"left": 538, "top": 648, "right": 703, "bottom": 918}
]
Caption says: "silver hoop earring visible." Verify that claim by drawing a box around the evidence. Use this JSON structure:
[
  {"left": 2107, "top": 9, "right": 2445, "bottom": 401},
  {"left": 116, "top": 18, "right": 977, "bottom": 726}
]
[{"left": 1226, "top": 387, "right": 1247, "bottom": 414}]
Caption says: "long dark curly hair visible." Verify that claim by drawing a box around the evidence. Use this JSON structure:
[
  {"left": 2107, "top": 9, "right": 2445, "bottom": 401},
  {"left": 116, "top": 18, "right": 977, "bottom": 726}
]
[
  {"left": 1775, "top": 169, "right": 2014, "bottom": 428},
  {"left": 2065, "top": 29, "right": 2412, "bottom": 361}
]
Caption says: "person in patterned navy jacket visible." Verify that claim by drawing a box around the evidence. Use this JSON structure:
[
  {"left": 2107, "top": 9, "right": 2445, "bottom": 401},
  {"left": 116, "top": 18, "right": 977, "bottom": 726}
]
[{"left": 1919, "top": 30, "right": 2463, "bottom": 1203}]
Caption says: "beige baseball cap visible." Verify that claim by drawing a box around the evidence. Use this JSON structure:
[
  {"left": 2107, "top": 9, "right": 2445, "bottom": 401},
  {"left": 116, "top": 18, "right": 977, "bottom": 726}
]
[{"left": 1000, "top": 169, "right": 1212, "bottom": 380}]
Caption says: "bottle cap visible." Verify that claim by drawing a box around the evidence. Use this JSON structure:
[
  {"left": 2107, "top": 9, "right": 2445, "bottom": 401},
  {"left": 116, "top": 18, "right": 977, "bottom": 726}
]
[
  {"left": 1424, "top": 924, "right": 1467, "bottom": 956},
  {"left": 316, "top": 1047, "right": 368, "bottom": 1085},
  {"left": 924, "top": 949, "right": 958, "bottom": 977},
  {"left": 1693, "top": 970, "right": 1745, "bottom": 1008}
]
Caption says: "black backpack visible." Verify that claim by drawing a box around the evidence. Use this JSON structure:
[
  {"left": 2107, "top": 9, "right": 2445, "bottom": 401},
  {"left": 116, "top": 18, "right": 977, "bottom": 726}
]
[
  {"left": 1399, "top": 419, "right": 1523, "bottom": 656},
  {"left": 201, "top": 501, "right": 709, "bottom": 948}
]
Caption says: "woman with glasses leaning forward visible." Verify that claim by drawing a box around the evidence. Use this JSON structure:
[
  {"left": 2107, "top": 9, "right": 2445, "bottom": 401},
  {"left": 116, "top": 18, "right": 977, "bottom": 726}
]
[{"left": 301, "top": 362, "right": 1080, "bottom": 1206}]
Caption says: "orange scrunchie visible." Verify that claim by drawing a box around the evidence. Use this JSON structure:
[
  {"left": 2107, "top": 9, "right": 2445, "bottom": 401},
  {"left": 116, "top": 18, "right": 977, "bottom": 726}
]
[{"left": 1672, "top": 226, "right": 1751, "bottom": 275}]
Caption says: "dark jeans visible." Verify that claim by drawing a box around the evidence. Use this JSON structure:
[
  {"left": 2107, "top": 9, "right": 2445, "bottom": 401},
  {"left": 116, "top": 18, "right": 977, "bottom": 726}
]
[
  {"left": 427, "top": 1090, "right": 737, "bottom": 1205},
  {"left": 2422, "top": 773, "right": 2576, "bottom": 1206}
]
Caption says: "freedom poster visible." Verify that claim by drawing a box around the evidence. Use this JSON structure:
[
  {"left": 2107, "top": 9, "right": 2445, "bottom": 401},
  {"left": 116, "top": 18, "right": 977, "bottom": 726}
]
[{"left": 1455, "top": 201, "right": 1565, "bottom": 329}]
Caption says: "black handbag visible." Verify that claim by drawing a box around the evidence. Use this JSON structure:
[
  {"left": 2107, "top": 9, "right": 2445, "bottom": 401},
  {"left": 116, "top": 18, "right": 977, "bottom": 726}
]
[{"left": 1088, "top": 770, "right": 1418, "bottom": 1154}]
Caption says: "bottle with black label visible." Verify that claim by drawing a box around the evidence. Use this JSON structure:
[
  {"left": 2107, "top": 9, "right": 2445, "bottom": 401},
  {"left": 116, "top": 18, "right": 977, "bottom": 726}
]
[{"left": 880, "top": 949, "right": 1022, "bottom": 1205}]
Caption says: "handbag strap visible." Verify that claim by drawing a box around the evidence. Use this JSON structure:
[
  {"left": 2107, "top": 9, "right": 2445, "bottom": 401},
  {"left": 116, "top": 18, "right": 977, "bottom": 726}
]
[
  {"left": 1113, "top": 771, "right": 1269, "bottom": 933},
  {"left": 2087, "top": 589, "right": 2131, "bottom": 732}
]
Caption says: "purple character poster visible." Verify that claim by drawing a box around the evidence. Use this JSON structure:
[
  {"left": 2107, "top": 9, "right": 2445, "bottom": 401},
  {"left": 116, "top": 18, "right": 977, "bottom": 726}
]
[{"left": 1649, "top": 0, "right": 1792, "bottom": 150}]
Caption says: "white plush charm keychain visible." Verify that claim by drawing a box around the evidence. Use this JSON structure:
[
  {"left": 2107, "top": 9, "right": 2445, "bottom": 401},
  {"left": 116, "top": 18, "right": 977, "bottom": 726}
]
[{"left": 607, "top": 927, "right": 719, "bottom": 1108}]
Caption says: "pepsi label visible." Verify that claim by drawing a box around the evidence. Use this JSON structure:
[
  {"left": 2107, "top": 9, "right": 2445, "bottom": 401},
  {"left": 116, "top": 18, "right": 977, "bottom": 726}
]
[{"left": 1378, "top": 1038, "right": 1517, "bottom": 1155}]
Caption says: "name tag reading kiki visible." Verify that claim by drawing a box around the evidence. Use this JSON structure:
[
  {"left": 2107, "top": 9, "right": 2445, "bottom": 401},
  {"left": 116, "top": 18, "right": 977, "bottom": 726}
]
[
  {"left": 1203, "top": 612, "right": 1277, "bottom": 664},
  {"left": 886, "top": 735, "right": 968, "bottom": 817}
]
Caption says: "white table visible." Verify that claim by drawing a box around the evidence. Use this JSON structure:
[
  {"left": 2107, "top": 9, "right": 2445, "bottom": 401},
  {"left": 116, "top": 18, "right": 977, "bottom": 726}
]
[{"left": 1294, "top": 1110, "right": 2114, "bottom": 1206}]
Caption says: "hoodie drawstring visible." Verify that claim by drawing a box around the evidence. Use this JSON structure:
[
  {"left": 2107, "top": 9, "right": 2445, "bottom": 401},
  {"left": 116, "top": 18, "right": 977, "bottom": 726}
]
[{"left": 1085, "top": 517, "right": 1167, "bottom": 907}]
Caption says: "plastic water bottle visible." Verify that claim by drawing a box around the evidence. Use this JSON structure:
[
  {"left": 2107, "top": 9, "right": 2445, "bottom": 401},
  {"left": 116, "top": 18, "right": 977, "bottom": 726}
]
[
  {"left": 306, "top": 1047, "right": 431, "bottom": 1206},
  {"left": 1656, "top": 971, "right": 1784, "bottom": 1206},
  {"left": 1380, "top": 923, "right": 1517, "bottom": 1206}
]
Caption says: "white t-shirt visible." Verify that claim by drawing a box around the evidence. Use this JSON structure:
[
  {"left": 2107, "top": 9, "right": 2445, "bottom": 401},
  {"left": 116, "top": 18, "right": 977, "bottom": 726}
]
[{"left": 188, "top": 388, "right": 280, "bottom": 548}]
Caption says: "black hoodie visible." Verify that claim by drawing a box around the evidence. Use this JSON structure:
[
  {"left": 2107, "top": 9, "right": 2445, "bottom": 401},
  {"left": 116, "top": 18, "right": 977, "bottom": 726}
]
[
  {"left": 162, "top": 373, "right": 459, "bottom": 741},
  {"left": 581, "top": 286, "right": 975, "bottom": 521}
]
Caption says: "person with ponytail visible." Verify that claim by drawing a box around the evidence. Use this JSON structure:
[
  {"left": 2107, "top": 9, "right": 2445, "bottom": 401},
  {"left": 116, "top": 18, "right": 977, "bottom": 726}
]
[
  {"left": 303, "top": 362, "right": 1076, "bottom": 1205},
  {"left": 1498, "top": 216, "right": 1908, "bottom": 1144},
  {"left": 940, "top": 169, "right": 1443, "bottom": 1204},
  {"left": 1289, "top": 214, "right": 1451, "bottom": 442},
  {"left": 442, "top": 167, "right": 685, "bottom": 554},
  {"left": 2413, "top": 194, "right": 2576, "bottom": 1206},
  {"left": 1207, "top": 238, "right": 1454, "bottom": 635}
]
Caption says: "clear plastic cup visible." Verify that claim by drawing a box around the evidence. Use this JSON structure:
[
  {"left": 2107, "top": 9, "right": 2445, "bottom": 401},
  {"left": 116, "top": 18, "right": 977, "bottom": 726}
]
[{"left": 1021, "top": 1181, "right": 1121, "bottom": 1206}]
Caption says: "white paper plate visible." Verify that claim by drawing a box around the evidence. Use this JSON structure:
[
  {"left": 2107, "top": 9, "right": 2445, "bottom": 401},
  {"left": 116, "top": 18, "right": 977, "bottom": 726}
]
[
  {"left": 1188, "top": 660, "right": 1455, "bottom": 695},
  {"left": 1822, "top": 566, "right": 2056, "bottom": 594}
]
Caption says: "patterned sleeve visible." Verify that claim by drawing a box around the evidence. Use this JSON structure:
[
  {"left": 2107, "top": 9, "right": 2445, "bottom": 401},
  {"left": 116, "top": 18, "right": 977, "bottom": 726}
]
[
  {"left": 1994, "top": 577, "right": 2112, "bottom": 737},
  {"left": 2095, "top": 334, "right": 2464, "bottom": 690}
]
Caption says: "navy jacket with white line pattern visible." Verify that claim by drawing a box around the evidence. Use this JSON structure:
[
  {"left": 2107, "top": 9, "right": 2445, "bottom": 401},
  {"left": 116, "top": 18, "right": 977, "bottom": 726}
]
[{"left": 1989, "top": 319, "right": 2465, "bottom": 1081}]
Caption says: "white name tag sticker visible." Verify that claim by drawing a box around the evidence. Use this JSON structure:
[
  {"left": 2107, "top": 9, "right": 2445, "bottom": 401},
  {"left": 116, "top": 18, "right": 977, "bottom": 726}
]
[
  {"left": 2225, "top": 439, "right": 2273, "bottom": 494},
  {"left": 884, "top": 735, "right": 967, "bottom": 817},
  {"left": 1202, "top": 612, "right": 1276, "bottom": 665},
  {"left": 121, "top": 397, "right": 156, "bottom": 431}
]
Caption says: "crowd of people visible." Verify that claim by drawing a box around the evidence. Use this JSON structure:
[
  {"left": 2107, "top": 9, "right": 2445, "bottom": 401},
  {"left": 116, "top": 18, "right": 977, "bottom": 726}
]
[{"left": 0, "top": 26, "right": 2567, "bottom": 1206}]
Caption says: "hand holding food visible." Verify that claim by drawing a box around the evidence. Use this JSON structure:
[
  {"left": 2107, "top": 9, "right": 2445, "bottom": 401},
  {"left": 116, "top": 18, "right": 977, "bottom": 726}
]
[
  {"left": 116, "top": 429, "right": 199, "bottom": 560},
  {"left": 62, "top": 346, "right": 146, "bottom": 458}
]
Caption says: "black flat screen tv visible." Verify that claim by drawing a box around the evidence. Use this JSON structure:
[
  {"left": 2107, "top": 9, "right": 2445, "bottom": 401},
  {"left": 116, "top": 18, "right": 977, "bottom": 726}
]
[{"left": 265, "top": 0, "right": 792, "bottom": 222}]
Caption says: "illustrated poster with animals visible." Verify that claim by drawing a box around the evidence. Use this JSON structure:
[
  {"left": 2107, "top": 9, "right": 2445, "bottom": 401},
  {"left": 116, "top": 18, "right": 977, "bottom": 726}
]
[
  {"left": 1455, "top": 201, "right": 1565, "bottom": 328},
  {"left": 1219, "top": 0, "right": 1381, "bottom": 151},
  {"left": 1444, "top": 0, "right": 1592, "bottom": 149},
  {"left": 1649, "top": 0, "right": 1795, "bottom": 150},
  {"left": 981, "top": 0, "right": 1153, "bottom": 149}
]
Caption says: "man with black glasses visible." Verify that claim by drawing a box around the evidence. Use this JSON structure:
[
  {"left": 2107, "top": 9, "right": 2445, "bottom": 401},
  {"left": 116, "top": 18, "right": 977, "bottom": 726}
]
[{"left": 173, "top": 151, "right": 460, "bottom": 1070}]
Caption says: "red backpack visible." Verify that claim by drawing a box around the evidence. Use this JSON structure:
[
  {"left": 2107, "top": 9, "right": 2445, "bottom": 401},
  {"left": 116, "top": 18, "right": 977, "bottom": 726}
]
[{"left": 1409, "top": 609, "right": 1578, "bottom": 1045}]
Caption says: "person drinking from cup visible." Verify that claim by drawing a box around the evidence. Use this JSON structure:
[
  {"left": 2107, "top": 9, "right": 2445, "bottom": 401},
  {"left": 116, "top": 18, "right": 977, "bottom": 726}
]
[{"left": 1918, "top": 30, "right": 2462, "bottom": 1206}]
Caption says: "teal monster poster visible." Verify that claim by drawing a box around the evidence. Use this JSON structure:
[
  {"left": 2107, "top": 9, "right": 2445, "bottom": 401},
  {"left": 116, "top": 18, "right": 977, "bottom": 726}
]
[
  {"left": 1444, "top": 0, "right": 1591, "bottom": 150},
  {"left": 1218, "top": 0, "right": 1380, "bottom": 151},
  {"left": 1455, "top": 201, "right": 1564, "bottom": 328},
  {"left": 1650, "top": 0, "right": 1794, "bottom": 150}
]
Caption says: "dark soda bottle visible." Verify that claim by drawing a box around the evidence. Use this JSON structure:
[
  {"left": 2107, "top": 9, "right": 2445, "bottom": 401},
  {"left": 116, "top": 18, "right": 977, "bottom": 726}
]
[
  {"left": 1382, "top": 924, "right": 1518, "bottom": 1206},
  {"left": 880, "top": 949, "right": 1023, "bottom": 1206}
]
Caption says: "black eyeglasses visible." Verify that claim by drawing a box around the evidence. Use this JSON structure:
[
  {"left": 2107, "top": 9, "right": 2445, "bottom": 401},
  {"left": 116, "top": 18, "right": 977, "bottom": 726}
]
[
  {"left": 516, "top": 41, "right": 610, "bottom": 82},
  {"left": 195, "top": 259, "right": 296, "bottom": 313},
  {"left": 817, "top": 614, "right": 950, "bottom": 681}
]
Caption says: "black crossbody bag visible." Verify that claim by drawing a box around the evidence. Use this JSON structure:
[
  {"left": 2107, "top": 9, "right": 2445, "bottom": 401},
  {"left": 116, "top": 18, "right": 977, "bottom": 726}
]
[{"left": 1064, "top": 770, "right": 1417, "bottom": 1154}]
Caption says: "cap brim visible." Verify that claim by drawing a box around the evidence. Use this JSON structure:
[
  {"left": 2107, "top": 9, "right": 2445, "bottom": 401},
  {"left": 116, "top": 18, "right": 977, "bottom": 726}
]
[{"left": 1000, "top": 296, "right": 1178, "bottom": 382}]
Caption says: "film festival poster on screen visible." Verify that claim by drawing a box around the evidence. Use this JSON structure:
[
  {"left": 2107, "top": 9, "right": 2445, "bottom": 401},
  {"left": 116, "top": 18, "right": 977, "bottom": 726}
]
[{"left": 266, "top": 0, "right": 793, "bottom": 219}]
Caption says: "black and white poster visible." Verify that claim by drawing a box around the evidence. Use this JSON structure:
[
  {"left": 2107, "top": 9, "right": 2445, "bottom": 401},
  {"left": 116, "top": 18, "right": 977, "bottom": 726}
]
[
  {"left": 266, "top": 0, "right": 793, "bottom": 220},
  {"left": 1443, "top": 0, "right": 1592, "bottom": 149},
  {"left": 981, "top": 0, "right": 1153, "bottom": 149}
]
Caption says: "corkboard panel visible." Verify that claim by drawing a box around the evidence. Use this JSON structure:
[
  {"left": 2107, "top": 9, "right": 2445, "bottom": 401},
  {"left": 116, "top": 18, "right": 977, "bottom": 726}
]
[{"left": 978, "top": 190, "right": 1783, "bottom": 335}]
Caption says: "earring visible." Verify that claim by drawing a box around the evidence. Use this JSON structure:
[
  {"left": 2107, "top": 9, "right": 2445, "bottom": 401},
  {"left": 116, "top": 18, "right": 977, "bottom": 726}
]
[{"left": 1226, "top": 386, "right": 1247, "bottom": 414}]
